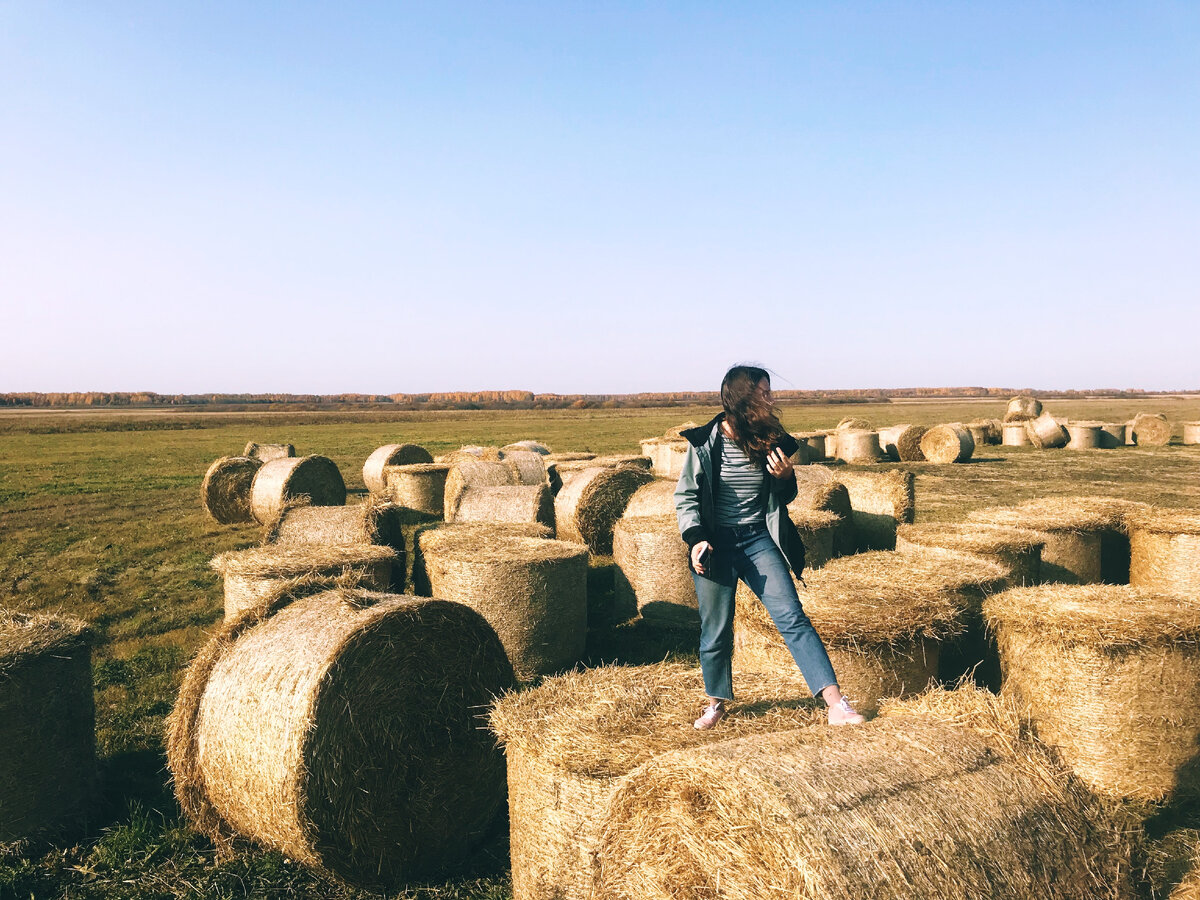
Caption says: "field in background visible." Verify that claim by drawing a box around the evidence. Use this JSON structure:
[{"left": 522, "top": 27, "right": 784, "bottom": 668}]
[{"left": 2, "top": 396, "right": 1200, "bottom": 898}]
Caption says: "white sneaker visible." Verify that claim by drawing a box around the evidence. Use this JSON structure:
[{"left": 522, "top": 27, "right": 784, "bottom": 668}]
[
  {"left": 828, "top": 697, "right": 864, "bottom": 726},
  {"left": 693, "top": 700, "right": 726, "bottom": 730}
]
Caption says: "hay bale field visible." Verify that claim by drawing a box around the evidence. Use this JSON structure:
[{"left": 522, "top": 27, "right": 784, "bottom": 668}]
[
  {"left": 242, "top": 441, "right": 295, "bottom": 462},
  {"left": 623, "top": 478, "right": 677, "bottom": 518},
  {"left": 612, "top": 515, "right": 696, "bottom": 629},
  {"left": 1184, "top": 422, "right": 1200, "bottom": 445},
  {"left": 166, "top": 587, "right": 515, "bottom": 890},
  {"left": 921, "top": 423, "right": 975, "bottom": 463},
  {"left": 1066, "top": 421, "right": 1104, "bottom": 450},
  {"left": 200, "top": 455, "right": 263, "bottom": 525},
  {"left": 897, "top": 522, "right": 1044, "bottom": 588},
  {"left": 1004, "top": 395, "right": 1043, "bottom": 422},
  {"left": 210, "top": 544, "right": 395, "bottom": 620},
  {"left": 0, "top": 610, "right": 96, "bottom": 843},
  {"left": 420, "top": 529, "right": 587, "bottom": 679},
  {"left": 1133, "top": 412, "right": 1173, "bottom": 447},
  {"left": 444, "top": 457, "right": 518, "bottom": 520},
  {"left": 833, "top": 469, "right": 915, "bottom": 551},
  {"left": 787, "top": 508, "right": 840, "bottom": 569},
  {"left": 985, "top": 583, "right": 1200, "bottom": 803},
  {"left": 500, "top": 449, "right": 550, "bottom": 485},
  {"left": 1099, "top": 422, "right": 1128, "bottom": 448},
  {"left": 1026, "top": 412, "right": 1069, "bottom": 449},
  {"left": 835, "top": 429, "right": 883, "bottom": 464},
  {"left": 489, "top": 662, "right": 826, "bottom": 900},
  {"left": 408, "top": 521, "right": 553, "bottom": 597},
  {"left": 383, "top": 462, "right": 450, "bottom": 517},
  {"left": 791, "top": 467, "right": 856, "bottom": 557},
  {"left": 1002, "top": 421, "right": 1032, "bottom": 446},
  {"left": 450, "top": 483, "right": 556, "bottom": 533},
  {"left": 361, "top": 443, "right": 433, "bottom": 493},
  {"left": 266, "top": 498, "right": 408, "bottom": 590},
  {"left": 1129, "top": 509, "right": 1200, "bottom": 596},
  {"left": 878, "top": 423, "right": 926, "bottom": 461},
  {"left": 734, "top": 547, "right": 1007, "bottom": 713},
  {"left": 555, "top": 465, "right": 652, "bottom": 555},
  {"left": 594, "top": 715, "right": 1124, "bottom": 900},
  {"left": 248, "top": 455, "right": 346, "bottom": 525}
]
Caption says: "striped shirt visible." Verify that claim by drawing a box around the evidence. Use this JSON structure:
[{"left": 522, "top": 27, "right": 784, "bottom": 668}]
[{"left": 715, "top": 437, "right": 766, "bottom": 527}]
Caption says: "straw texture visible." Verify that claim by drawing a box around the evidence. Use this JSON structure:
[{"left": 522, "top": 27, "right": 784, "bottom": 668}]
[
  {"left": 489, "top": 662, "right": 826, "bottom": 900},
  {"left": 1002, "top": 422, "right": 1032, "bottom": 446},
  {"left": 878, "top": 423, "right": 926, "bottom": 461},
  {"left": 1184, "top": 423, "right": 1200, "bottom": 446},
  {"left": 835, "top": 429, "right": 883, "bottom": 464},
  {"left": 555, "top": 466, "right": 653, "bottom": 555},
  {"left": 503, "top": 441, "right": 552, "bottom": 455},
  {"left": 612, "top": 516, "right": 696, "bottom": 629},
  {"left": 420, "top": 530, "right": 587, "bottom": 679},
  {"left": 1133, "top": 413, "right": 1173, "bottom": 446},
  {"left": 444, "top": 457, "right": 517, "bottom": 519},
  {"left": 638, "top": 438, "right": 689, "bottom": 478},
  {"left": 408, "top": 522, "right": 553, "bottom": 597},
  {"left": 595, "top": 716, "right": 1125, "bottom": 900},
  {"left": 792, "top": 468, "right": 856, "bottom": 557},
  {"left": 1100, "top": 423, "right": 1128, "bottom": 448},
  {"left": 834, "top": 469, "right": 916, "bottom": 551},
  {"left": 896, "top": 522, "right": 1044, "bottom": 588},
  {"left": 266, "top": 498, "right": 407, "bottom": 590},
  {"left": 623, "top": 479, "right": 678, "bottom": 519},
  {"left": 1129, "top": 509, "right": 1200, "bottom": 596},
  {"left": 986, "top": 584, "right": 1200, "bottom": 803},
  {"left": 361, "top": 443, "right": 433, "bottom": 493},
  {"left": 200, "top": 456, "right": 263, "bottom": 525},
  {"left": 921, "top": 423, "right": 976, "bottom": 463},
  {"left": 836, "top": 417, "right": 872, "bottom": 431},
  {"left": 1004, "top": 395, "right": 1043, "bottom": 422},
  {"left": 166, "top": 587, "right": 515, "bottom": 890},
  {"left": 383, "top": 462, "right": 449, "bottom": 518},
  {"left": 249, "top": 455, "right": 346, "bottom": 525},
  {"left": 243, "top": 442, "right": 295, "bottom": 461},
  {"left": 500, "top": 449, "right": 550, "bottom": 485},
  {"left": 787, "top": 508, "right": 840, "bottom": 569},
  {"left": 1026, "top": 412, "right": 1069, "bottom": 449},
  {"left": 0, "top": 610, "right": 96, "bottom": 842},
  {"left": 450, "top": 483, "right": 556, "bottom": 533}
]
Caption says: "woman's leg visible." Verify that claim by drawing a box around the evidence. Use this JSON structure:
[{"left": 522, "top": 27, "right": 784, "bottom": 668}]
[{"left": 691, "top": 550, "right": 737, "bottom": 702}]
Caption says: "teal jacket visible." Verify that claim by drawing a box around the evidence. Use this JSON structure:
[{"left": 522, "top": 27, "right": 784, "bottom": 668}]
[{"left": 673, "top": 413, "right": 805, "bottom": 577}]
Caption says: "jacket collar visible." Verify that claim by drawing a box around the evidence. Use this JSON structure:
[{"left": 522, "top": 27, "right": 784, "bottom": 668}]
[{"left": 680, "top": 413, "right": 725, "bottom": 448}]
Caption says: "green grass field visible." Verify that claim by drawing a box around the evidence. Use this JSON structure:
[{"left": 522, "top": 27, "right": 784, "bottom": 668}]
[{"left": 2, "top": 398, "right": 1199, "bottom": 899}]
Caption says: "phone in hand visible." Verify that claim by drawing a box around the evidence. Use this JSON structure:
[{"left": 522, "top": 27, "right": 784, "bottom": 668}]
[{"left": 698, "top": 546, "right": 712, "bottom": 567}]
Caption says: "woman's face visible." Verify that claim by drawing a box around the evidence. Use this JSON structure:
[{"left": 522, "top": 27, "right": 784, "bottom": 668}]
[{"left": 754, "top": 378, "right": 774, "bottom": 408}]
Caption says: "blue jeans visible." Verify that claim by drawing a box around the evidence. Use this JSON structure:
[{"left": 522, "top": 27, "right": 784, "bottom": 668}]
[{"left": 692, "top": 522, "right": 838, "bottom": 701}]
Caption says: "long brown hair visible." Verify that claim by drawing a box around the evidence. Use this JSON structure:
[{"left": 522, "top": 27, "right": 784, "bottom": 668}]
[{"left": 720, "top": 365, "right": 784, "bottom": 464}]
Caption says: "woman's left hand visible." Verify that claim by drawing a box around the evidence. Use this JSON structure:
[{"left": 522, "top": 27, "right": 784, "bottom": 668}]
[{"left": 766, "top": 447, "right": 794, "bottom": 480}]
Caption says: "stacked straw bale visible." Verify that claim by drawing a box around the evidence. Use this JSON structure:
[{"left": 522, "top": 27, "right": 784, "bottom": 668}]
[
  {"left": 897, "top": 522, "right": 1044, "bottom": 588},
  {"left": 1004, "top": 395, "right": 1043, "bottom": 422},
  {"left": 0, "top": 611, "right": 96, "bottom": 842},
  {"left": 1184, "top": 423, "right": 1200, "bottom": 445},
  {"left": 594, "top": 715, "right": 1125, "bottom": 900},
  {"left": 420, "top": 530, "right": 586, "bottom": 679},
  {"left": 249, "top": 456, "right": 346, "bottom": 525},
  {"left": 544, "top": 452, "right": 596, "bottom": 465},
  {"left": 836, "top": 429, "right": 883, "bottom": 464},
  {"left": 1002, "top": 421, "right": 1032, "bottom": 446},
  {"left": 210, "top": 544, "right": 395, "bottom": 620},
  {"left": 553, "top": 455, "right": 651, "bottom": 480},
  {"left": 243, "top": 441, "right": 295, "bottom": 461},
  {"left": 612, "top": 516, "right": 696, "bottom": 629},
  {"left": 986, "top": 583, "right": 1200, "bottom": 803},
  {"left": 833, "top": 469, "right": 916, "bottom": 551},
  {"left": 555, "top": 466, "right": 652, "bottom": 555},
  {"left": 502, "top": 440, "right": 551, "bottom": 455},
  {"left": 500, "top": 449, "right": 550, "bottom": 485},
  {"left": 201, "top": 456, "right": 263, "bottom": 525},
  {"left": 267, "top": 498, "right": 407, "bottom": 590},
  {"left": 920, "top": 423, "right": 975, "bottom": 463},
  {"left": 623, "top": 479, "right": 677, "bottom": 518},
  {"left": 970, "top": 418, "right": 1003, "bottom": 444},
  {"left": 1066, "top": 421, "right": 1104, "bottom": 450},
  {"left": 383, "top": 462, "right": 449, "bottom": 518},
  {"left": 792, "top": 467, "right": 856, "bottom": 557},
  {"left": 444, "top": 457, "right": 517, "bottom": 520},
  {"left": 167, "top": 587, "right": 515, "bottom": 890},
  {"left": 965, "top": 421, "right": 990, "bottom": 448},
  {"left": 734, "top": 548, "right": 1007, "bottom": 713},
  {"left": 1129, "top": 509, "right": 1200, "bottom": 596},
  {"left": 1133, "top": 413, "right": 1173, "bottom": 447},
  {"left": 450, "top": 483, "right": 556, "bottom": 534},
  {"left": 1100, "top": 422, "right": 1128, "bottom": 448},
  {"left": 638, "top": 437, "right": 689, "bottom": 479},
  {"left": 408, "top": 522, "right": 553, "bottom": 596},
  {"left": 1025, "top": 412, "right": 1069, "bottom": 449},
  {"left": 787, "top": 508, "right": 840, "bottom": 569},
  {"left": 878, "top": 424, "right": 926, "bottom": 461},
  {"left": 793, "top": 431, "right": 828, "bottom": 460},
  {"left": 362, "top": 443, "right": 433, "bottom": 493},
  {"left": 489, "top": 662, "right": 826, "bottom": 900},
  {"left": 836, "top": 417, "right": 871, "bottom": 431}
]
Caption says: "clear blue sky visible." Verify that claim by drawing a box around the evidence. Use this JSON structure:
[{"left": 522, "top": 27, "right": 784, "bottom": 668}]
[{"left": 2, "top": 2, "right": 1197, "bottom": 394}]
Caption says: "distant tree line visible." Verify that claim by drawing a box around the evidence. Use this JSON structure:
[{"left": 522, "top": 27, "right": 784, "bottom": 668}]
[{"left": 0, "top": 387, "right": 1165, "bottom": 411}]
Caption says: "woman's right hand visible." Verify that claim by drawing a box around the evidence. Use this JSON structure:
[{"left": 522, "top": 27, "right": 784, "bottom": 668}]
[{"left": 691, "top": 540, "right": 714, "bottom": 575}]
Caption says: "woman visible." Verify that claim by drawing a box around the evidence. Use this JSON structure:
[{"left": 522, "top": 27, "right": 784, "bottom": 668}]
[{"left": 674, "top": 365, "right": 864, "bottom": 729}]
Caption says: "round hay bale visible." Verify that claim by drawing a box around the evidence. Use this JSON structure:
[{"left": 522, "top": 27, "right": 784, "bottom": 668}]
[
  {"left": 501, "top": 449, "right": 550, "bottom": 486},
  {"left": 791, "top": 468, "right": 856, "bottom": 558},
  {"left": 623, "top": 479, "right": 678, "bottom": 519},
  {"left": 1125, "top": 419, "right": 1139, "bottom": 444},
  {"left": 1003, "top": 395, "right": 1043, "bottom": 422},
  {"left": 1133, "top": 412, "right": 1173, "bottom": 447},
  {"left": 166, "top": 588, "right": 515, "bottom": 889},
  {"left": 450, "top": 484, "right": 556, "bottom": 533},
  {"left": 920, "top": 423, "right": 975, "bottom": 463},
  {"left": 734, "top": 547, "right": 1007, "bottom": 713},
  {"left": 383, "top": 462, "right": 450, "bottom": 518},
  {"left": 249, "top": 456, "right": 346, "bottom": 525},
  {"left": 555, "top": 466, "right": 653, "bottom": 555},
  {"left": 877, "top": 424, "right": 926, "bottom": 461},
  {"left": 444, "top": 457, "right": 517, "bottom": 520},
  {"left": 420, "top": 531, "right": 586, "bottom": 679},
  {"left": 267, "top": 499, "right": 407, "bottom": 590},
  {"left": 210, "top": 544, "right": 395, "bottom": 620},
  {"left": 488, "top": 662, "right": 826, "bottom": 900},
  {"left": 663, "top": 422, "right": 699, "bottom": 439},
  {"left": 613, "top": 516, "right": 696, "bottom": 629},
  {"left": 1065, "top": 421, "right": 1103, "bottom": 450},
  {"left": 975, "top": 418, "right": 1003, "bottom": 444},
  {"left": 835, "top": 429, "right": 883, "bottom": 464},
  {"left": 836, "top": 416, "right": 871, "bottom": 431},
  {"left": 1002, "top": 421, "right": 1032, "bottom": 446},
  {"left": 201, "top": 456, "right": 263, "bottom": 525},
  {"left": 1139, "top": 827, "right": 1200, "bottom": 900},
  {"left": 787, "top": 508, "right": 840, "bottom": 569},
  {"left": 1129, "top": 509, "right": 1200, "bottom": 596},
  {"left": 544, "top": 452, "right": 596, "bottom": 464},
  {"left": 0, "top": 611, "right": 95, "bottom": 842},
  {"left": 1025, "top": 412, "right": 1068, "bottom": 449},
  {"left": 896, "top": 523, "right": 1044, "bottom": 588},
  {"left": 362, "top": 443, "right": 433, "bottom": 494},
  {"left": 502, "top": 440, "right": 552, "bottom": 455},
  {"left": 1099, "top": 422, "right": 1127, "bottom": 448},
  {"left": 242, "top": 441, "right": 295, "bottom": 462},
  {"left": 409, "top": 522, "right": 554, "bottom": 597},
  {"left": 595, "top": 716, "right": 1123, "bottom": 900},
  {"left": 554, "top": 454, "right": 650, "bottom": 477},
  {"left": 965, "top": 422, "right": 990, "bottom": 448},
  {"left": 794, "top": 431, "right": 827, "bottom": 461},
  {"left": 638, "top": 438, "right": 688, "bottom": 479},
  {"left": 834, "top": 469, "right": 916, "bottom": 551},
  {"left": 985, "top": 584, "right": 1200, "bottom": 803},
  {"left": 1184, "top": 423, "right": 1200, "bottom": 446}
]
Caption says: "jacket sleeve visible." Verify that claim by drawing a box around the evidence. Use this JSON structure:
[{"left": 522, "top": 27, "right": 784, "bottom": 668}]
[{"left": 674, "top": 445, "right": 710, "bottom": 548}]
